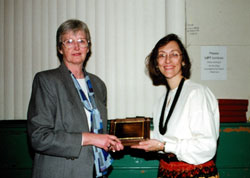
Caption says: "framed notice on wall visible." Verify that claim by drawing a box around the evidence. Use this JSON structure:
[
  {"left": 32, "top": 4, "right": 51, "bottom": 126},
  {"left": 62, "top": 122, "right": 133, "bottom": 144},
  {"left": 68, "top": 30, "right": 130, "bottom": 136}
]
[{"left": 201, "top": 46, "right": 227, "bottom": 80}]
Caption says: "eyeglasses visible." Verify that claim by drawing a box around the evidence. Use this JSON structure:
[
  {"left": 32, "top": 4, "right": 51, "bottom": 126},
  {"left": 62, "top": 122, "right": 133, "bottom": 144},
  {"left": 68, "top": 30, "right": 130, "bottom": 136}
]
[
  {"left": 62, "top": 38, "right": 89, "bottom": 49},
  {"left": 157, "top": 51, "right": 182, "bottom": 61}
]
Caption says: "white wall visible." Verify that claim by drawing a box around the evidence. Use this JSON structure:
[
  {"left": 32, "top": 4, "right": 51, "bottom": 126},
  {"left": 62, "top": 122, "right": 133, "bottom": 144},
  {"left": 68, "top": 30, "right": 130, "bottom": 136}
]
[
  {"left": 186, "top": 0, "right": 250, "bottom": 120},
  {"left": 0, "top": 0, "right": 167, "bottom": 120},
  {"left": 0, "top": 0, "right": 250, "bottom": 121}
]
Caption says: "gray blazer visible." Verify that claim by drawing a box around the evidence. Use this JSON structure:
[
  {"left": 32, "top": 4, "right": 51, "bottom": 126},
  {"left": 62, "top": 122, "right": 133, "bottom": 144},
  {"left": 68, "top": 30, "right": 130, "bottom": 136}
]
[{"left": 27, "top": 63, "right": 108, "bottom": 178}]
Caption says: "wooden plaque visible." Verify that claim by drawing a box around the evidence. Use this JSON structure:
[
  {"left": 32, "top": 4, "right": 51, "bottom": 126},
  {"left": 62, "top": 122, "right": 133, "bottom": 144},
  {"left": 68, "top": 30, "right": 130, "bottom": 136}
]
[{"left": 109, "top": 117, "right": 150, "bottom": 146}]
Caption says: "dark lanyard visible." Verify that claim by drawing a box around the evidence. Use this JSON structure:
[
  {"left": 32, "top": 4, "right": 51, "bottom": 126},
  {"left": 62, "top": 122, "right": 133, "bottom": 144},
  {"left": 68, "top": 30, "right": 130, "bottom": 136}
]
[{"left": 159, "top": 78, "right": 185, "bottom": 135}]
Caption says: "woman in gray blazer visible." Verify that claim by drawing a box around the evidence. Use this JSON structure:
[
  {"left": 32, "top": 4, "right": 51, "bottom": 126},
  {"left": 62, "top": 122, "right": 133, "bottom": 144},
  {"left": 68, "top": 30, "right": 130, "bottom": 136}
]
[{"left": 27, "top": 19, "right": 124, "bottom": 178}]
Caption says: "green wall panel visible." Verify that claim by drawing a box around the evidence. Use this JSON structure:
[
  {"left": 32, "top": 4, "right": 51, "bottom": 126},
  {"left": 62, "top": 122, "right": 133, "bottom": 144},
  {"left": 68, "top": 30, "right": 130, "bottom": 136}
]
[
  {"left": 218, "top": 168, "right": 250, "bottom": 178},
  {"left": 1, "top": 121, "right": 250, "bottom": 178},
  {"left": 109, "top": 168, "right": 158, "bottom": 178},
  {"left": 1, "top": 169, "right": 32, "bottom": 178},
  {"left": 216, "top": 123, "right": 250, "bottom": 168}
]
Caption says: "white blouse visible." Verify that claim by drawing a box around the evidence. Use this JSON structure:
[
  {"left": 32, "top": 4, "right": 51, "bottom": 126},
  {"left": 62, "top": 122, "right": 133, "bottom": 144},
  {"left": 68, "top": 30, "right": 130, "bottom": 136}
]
[
  {"left": 151, "top": 80, "right": 220, "bottom": 165},
  {"left": 77, "top": 78, "right": 91, "bottom": 131}
]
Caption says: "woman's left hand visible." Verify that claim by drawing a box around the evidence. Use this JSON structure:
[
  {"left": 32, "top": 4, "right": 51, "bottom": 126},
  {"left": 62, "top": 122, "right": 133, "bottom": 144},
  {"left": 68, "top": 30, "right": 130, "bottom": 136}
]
[
  {"left": 131, "top": 139, "right": 164, "bottom": 152},
  {"left": 82, "top": 132, "right": 124, "bottom": 152}
]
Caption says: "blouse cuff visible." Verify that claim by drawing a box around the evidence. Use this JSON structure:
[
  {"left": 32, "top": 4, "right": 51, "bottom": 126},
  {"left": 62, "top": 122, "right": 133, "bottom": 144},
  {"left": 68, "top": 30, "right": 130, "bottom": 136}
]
[{"left": 165, "top": 142, "right": 176, "bottom": 153}]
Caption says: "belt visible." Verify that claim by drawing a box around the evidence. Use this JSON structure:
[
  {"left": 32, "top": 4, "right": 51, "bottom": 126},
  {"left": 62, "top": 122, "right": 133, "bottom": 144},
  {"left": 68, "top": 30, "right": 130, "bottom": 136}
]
[{"left": 159, "top": 153, "right": 179, "bottom": 163}]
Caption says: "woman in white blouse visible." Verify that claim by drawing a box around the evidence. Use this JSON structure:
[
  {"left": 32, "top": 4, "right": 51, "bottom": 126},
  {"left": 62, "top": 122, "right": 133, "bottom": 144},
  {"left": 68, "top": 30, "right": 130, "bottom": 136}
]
[{"left": 131, "top": 34, "right": 219, "bottom": 178}]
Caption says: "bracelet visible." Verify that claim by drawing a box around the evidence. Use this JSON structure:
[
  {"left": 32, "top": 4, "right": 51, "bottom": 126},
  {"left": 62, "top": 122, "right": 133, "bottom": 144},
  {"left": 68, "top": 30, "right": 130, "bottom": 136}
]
[
  {"left": 158, "top": 141, "right": 166, "bottom": 151},
  {"left": 162, "top": 142, "right": 166, "bottom": 152}
]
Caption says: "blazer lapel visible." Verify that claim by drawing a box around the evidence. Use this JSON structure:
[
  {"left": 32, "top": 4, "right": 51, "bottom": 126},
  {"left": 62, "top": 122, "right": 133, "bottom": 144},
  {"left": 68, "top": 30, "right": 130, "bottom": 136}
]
[{"left": 58, "top": 63, "right": 90, "bottom": 132}]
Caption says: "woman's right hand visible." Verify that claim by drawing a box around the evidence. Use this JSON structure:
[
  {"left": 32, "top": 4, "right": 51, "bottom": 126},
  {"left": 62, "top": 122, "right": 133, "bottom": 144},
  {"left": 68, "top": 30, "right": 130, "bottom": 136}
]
[
  {"left": 82, "top": 133, "right": 124, "bottom": 152},
  {"left": 131, "top": 139, "right": 165, "bottom": 152}
]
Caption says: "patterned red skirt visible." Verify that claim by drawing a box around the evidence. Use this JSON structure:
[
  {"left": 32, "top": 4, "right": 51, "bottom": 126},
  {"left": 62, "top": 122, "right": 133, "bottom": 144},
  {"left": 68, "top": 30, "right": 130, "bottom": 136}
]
[{"left": 158, "top": 155, "right": 218, "bottom": 178}]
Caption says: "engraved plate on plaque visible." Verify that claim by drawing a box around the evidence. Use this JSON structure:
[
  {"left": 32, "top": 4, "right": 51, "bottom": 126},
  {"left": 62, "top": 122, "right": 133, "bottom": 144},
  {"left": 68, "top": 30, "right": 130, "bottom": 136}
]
[{"left": 109, "top": 117, "right": 150, "bottom": 146}]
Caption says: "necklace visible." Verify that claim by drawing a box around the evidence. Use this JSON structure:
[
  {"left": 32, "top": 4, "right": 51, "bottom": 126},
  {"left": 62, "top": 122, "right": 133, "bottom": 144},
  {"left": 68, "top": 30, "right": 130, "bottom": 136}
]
[{"left": 159, "top": 78, "right": 185, "bottom": 135}]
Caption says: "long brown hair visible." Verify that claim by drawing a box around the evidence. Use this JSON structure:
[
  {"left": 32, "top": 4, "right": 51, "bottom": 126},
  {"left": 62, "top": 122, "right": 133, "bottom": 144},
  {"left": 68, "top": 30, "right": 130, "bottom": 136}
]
[{"left": 145, "top": 34, "right": 191, "bottom": 86}]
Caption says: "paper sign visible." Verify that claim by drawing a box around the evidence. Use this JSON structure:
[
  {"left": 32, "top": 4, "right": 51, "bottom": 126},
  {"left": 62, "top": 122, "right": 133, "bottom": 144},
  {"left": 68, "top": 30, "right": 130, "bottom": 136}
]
[{"left": 201, "top": 46, "right": 227, "bottom": 80}]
